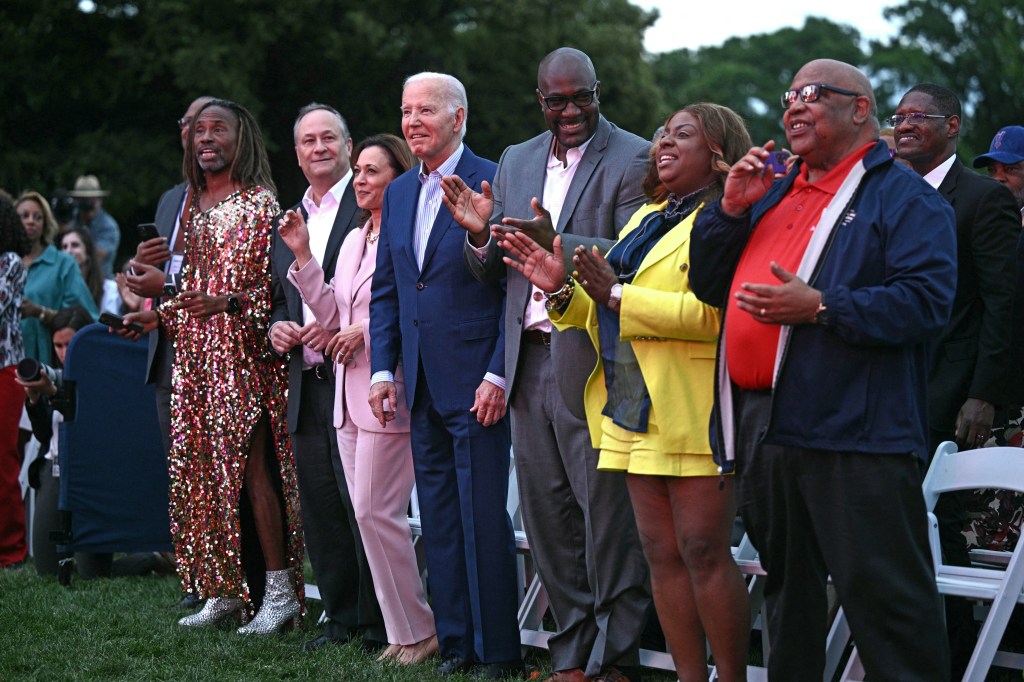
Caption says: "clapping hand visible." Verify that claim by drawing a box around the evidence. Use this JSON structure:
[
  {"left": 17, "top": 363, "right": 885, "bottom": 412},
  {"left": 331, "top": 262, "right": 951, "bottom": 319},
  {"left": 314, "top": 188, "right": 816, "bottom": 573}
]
[
  {"left": 496, "top": 229, "right": 568, "bottom": 293},
  {"left": 572, "top": 244, "right": 617, "bottom": 307},
  {"left": 441, "top": 175, "right": 493, "bottom": 245}
]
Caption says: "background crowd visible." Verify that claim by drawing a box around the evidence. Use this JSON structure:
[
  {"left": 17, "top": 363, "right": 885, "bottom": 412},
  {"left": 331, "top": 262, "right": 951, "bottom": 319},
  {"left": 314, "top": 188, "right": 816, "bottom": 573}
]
[{"left": 1, "top": 13, "right": 1023, "bottom": 682}]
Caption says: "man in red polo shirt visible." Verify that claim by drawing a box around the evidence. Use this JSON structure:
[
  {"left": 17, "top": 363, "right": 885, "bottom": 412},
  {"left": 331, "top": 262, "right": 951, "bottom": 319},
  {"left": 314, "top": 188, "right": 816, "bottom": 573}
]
[{"left": 690, "top": 59, "right": 956, "bottom": 681}]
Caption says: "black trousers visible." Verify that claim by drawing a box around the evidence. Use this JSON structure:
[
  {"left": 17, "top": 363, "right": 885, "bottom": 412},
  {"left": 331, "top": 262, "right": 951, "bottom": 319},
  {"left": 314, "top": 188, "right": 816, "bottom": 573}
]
[{"left": 734, "top": 389, "right": 949, "bottom": 682}]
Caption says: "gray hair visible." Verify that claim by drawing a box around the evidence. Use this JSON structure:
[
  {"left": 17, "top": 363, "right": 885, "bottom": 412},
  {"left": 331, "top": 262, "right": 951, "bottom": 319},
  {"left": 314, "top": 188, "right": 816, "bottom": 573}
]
[
  {"left": 403, "top": 72, "right": 468, "bottom": 138},
  {"left": 293, "top": 102, "right": 350, "bottom": 144}
]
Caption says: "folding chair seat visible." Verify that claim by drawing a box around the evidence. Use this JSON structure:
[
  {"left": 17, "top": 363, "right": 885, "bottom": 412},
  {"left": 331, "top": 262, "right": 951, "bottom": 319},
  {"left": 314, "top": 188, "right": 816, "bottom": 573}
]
[{"left": 841, "top": 441, "right": 1024, "bottom": 681}]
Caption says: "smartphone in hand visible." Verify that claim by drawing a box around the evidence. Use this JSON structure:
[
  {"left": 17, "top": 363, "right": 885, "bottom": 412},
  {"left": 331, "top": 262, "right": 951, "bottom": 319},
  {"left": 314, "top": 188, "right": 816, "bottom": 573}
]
[
  {"left": 99, "top": 312, "right": 144, "bottom": 334},
  {"left": 137, "top": 223, "right": 160, "bottom": 242},
  {"left": 767, "top": 150, "right": 791, "bottom": 175}
]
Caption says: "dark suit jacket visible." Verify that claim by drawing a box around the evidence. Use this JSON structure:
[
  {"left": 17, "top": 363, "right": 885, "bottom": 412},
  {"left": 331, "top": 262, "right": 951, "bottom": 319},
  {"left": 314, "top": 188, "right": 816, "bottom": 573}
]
[
  {"left": 928, "top": 157, "right": 1021, "bottom": 434},
  {"left": 270, "top": 182, "right": 361, "bottom": 432},
  {"left": 464, "top": 116, "right": 649, "bottom": 417},
  {"left": 370, "top": 146, "right": 503, "bottom": 411},
  {"left": 145, "top": 182, "right": 188, "bottom": 384}
]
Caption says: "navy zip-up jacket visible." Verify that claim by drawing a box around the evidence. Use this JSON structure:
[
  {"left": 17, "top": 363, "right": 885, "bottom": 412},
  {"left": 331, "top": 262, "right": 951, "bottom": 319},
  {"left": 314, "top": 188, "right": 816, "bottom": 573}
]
[{"left": 690, "top": 141, "right": 957, "bottom": 471}]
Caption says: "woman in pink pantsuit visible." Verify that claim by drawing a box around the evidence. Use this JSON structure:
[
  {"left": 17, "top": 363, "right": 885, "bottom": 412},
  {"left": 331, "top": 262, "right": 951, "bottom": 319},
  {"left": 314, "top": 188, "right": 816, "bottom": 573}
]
[{"left": 278, "top": 134, "right": 437, "bottom": 664}]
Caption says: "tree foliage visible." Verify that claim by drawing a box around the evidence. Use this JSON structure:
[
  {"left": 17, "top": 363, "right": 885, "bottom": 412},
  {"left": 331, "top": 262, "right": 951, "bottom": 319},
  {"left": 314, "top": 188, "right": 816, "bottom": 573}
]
[
  {"left": 870, "top": 0, "right": 1024, "bottom": 157},
  {"left": 0, "top": 0, "right": 659, "bottom": 269},
  {"left": 1, "top": 0, "right": 1019, "bottom": 270}
]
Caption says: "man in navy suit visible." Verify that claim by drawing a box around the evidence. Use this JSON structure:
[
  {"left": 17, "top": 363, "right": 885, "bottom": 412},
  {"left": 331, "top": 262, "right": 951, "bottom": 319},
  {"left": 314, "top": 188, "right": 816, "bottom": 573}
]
[
  {"left": 368, "top": 72, "right": 522, "bottom": 679},
  {"left": 269, "top": 103, "right": 385, "bottom": 653}
]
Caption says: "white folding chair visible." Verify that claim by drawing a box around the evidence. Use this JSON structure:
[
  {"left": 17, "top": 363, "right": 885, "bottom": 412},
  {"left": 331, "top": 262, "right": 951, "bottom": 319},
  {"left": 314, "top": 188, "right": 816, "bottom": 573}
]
[{"left": 842, "top": 441, "right": 1024, "bottom": 681}]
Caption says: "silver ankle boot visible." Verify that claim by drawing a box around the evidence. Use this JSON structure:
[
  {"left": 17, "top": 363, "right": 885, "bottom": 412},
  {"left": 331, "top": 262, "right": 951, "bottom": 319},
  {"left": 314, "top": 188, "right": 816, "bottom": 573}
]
[
  {"left": 237, "top": 569, "right": 300, "bottom": 635},
  {"left": 177, "top": 597, "right": 243, "bottom": 627}
]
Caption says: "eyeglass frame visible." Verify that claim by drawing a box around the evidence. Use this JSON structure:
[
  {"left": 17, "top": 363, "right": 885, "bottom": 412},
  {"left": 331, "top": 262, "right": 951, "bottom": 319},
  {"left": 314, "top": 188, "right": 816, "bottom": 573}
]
[
  {"left": 781, "top": 83, "right": 862, "bottom": 109},
  {"left": 537, "top": 83, "right": 600, "bottom": 112},
  {"left": 885, "top": 113, "right": 954, "bottom": 127},
  {"left": 177, "top": 117, "right": 192, "bottom": 130}
]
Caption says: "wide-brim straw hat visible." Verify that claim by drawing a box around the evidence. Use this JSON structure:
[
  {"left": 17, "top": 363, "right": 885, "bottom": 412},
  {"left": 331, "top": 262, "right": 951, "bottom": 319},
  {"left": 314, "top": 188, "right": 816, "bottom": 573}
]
[{"left": 68, "top": 174, "right": 109, "bottom": 198}]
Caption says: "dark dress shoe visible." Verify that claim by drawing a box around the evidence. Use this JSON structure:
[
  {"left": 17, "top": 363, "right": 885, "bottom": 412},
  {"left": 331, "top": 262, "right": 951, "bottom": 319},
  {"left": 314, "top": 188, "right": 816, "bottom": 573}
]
[
  {"left": 593, "top": 666, "right": 641, "bottom": 682},
  {"left": 301, "top": 634, "right": 344, "bottom": 652},
  {"left": 358, "top": 637, "right": 388, "bottom": 654},
  {"left": 475, "top": 659, "right": 526, "bottom": 680},
  {"left": 438, "top": 653, "right": 474, "bottom": 676}
]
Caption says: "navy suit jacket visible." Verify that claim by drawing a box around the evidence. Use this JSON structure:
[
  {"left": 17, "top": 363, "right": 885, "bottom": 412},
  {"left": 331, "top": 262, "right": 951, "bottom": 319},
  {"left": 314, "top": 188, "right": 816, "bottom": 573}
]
[
  {"left": 370, "top": 146, "right": 503, "bottom": 412},
  {"left": 270, "top": 182, "right": 361, "bottom": 432}
]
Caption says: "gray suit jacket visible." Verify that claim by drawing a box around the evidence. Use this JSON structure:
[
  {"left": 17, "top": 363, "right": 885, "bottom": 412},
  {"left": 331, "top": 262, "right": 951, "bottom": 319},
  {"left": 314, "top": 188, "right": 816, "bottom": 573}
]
[
  {"left": 145, "top": 182, "right": 188, "bottom": 384},
  {"left": 464, "top": 116, "right": 648, "bottom": 417}
]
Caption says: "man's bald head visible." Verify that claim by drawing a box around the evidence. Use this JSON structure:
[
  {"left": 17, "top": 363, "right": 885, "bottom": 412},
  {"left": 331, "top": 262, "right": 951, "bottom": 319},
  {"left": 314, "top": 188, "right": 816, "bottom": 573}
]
[
  {"left": 785, "top": 59, "right": 878, "bottom": 179},
  {"left": 537, "top": 48, "right": 596, "bottom": 87}
]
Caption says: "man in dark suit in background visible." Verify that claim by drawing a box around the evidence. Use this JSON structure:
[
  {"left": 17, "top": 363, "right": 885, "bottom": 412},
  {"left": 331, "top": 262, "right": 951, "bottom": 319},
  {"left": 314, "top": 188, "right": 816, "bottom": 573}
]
[
  {"left": 368, "top": 72, "right": 521, "bottom": 679},
  {"left": 269, "top": 103, "right": 385, "bottom": 653},
  {"left": 894, "top": 83, "right": 1021, "bottom": 675},
  {"left": 443, "top": 48, "right": 651, "bottom": 682}
]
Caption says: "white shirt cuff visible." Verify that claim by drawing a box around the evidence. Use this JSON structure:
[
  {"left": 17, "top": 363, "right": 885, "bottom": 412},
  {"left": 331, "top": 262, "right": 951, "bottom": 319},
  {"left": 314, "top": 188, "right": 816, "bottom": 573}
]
[
  {"left": 371, "top": 370, "right": 395, "bottom": 386},
  {"left": 483, "top": 373, "right": 506, "bottom": 391}
]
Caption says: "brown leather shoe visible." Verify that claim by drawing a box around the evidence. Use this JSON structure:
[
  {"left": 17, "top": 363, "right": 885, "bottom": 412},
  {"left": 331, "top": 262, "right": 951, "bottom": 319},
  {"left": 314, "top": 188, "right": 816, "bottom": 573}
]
[{"left": 545, "top": 670, "right": 591, "bottom": 682}]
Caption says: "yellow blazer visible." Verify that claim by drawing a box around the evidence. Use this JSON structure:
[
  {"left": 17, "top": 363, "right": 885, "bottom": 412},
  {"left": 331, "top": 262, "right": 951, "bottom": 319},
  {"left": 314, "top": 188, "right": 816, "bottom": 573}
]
[{"left": 551, "top": 201, "right": 721, "bottom": 455}]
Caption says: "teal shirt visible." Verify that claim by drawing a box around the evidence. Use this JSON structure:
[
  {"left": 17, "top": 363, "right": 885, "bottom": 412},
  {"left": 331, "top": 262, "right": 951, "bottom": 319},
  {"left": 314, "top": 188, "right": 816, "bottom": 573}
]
[{"left": 22, "top": 244, "right": 98, "bottom": 364}]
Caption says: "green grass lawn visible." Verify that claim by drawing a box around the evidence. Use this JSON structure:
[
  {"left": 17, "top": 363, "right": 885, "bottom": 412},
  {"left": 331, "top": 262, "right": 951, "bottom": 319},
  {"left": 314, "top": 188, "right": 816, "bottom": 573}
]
[
  {"left": 3, "top": 559, "right": 1020, "bottom": 681},
  {"left": 0, "top": 562, "right": 537, "bottom": 681}
]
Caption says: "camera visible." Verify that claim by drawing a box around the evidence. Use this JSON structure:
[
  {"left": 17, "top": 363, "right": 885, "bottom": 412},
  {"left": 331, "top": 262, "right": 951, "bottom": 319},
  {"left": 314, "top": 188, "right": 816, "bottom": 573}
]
[
  {"left": 50, "top": 189, "right": 77, "bottom": 226},
  {"left": 16, "top": 357, "right": 59, "bottom": 385}
]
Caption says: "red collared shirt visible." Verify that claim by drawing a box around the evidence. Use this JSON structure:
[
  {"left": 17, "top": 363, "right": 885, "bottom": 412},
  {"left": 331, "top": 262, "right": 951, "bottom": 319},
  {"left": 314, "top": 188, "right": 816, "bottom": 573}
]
[{"left": 726, "top": 142, "right": 874, "bottom": 389}]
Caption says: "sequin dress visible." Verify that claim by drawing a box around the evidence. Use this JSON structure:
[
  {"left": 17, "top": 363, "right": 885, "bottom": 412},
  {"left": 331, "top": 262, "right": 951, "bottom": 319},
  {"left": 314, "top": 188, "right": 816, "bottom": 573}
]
[{"left": 159, "top": 186, "right": 303, "bottom": 610}]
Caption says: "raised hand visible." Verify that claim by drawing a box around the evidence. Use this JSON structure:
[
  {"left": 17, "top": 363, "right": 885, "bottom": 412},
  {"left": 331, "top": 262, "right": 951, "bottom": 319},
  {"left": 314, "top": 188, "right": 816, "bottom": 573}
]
[
  {"left": 496, "top": 229, "right": 568, "bottom": 293},
  {"left": 441, "top": 175, "right": 493, "bottom": 245},
  {"left": 721, "top": 140, "right": 778, "bottom": 218},
  {"left": 278, "top": 210, "right": 313, "bottom": 267}
]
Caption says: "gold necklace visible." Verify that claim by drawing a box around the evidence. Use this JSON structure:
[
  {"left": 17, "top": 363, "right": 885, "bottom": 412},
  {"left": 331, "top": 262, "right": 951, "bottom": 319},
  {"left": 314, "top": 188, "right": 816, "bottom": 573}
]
[{"left": 366, "top": 230, "right": 380, "bottom": 244}]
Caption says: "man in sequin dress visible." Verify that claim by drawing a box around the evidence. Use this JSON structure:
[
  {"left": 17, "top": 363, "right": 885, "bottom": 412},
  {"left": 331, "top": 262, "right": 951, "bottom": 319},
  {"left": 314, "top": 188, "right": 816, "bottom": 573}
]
[{"left": 127, "top": 99, "right": 304, "bottom": 632}]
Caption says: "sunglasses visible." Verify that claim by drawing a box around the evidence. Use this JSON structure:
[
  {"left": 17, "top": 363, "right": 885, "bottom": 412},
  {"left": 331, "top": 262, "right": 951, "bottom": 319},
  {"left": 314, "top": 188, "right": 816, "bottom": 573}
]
[{"left": 781, "top": 83, "right": 861, "bottom": 109}]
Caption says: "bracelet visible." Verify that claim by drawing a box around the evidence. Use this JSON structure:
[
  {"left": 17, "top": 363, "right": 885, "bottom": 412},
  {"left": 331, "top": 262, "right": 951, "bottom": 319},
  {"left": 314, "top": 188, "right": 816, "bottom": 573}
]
[
  {"left": 544, "top": 277, "right": 576, "bottom": 314},
  {"left": 39, "top": 307, "right": 52, "bottom": 324}
]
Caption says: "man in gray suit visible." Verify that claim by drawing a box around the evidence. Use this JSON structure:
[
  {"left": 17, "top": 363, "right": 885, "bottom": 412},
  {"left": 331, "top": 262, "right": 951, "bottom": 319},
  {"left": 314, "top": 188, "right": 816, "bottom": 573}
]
[{"left": 442, "top": 47, "right": 651, "bottom": 682}]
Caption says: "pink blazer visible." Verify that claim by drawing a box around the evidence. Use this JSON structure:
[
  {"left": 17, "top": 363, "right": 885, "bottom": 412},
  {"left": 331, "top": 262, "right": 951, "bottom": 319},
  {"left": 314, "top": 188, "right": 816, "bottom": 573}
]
[{"left": 288, "top": 220, "right": 410, "bottom": 433}]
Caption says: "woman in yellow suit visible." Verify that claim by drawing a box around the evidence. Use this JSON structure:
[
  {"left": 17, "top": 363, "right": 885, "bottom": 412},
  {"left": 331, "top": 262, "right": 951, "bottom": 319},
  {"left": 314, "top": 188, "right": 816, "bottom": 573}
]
[{"left": 497, "top": 103, "right": 752, "bottom": 682}]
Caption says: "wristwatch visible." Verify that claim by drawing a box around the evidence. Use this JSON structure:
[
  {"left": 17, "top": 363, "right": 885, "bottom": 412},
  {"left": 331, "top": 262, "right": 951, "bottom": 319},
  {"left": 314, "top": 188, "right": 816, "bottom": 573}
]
[
  {"left": 225, "top": 294, "right": 242, "bottom": 315},
  {"left": 608, "top": 283, "right": 623, "bottom": 312},
  {"left": 813, "top": 292, "right": 828, "bottom": 325}
]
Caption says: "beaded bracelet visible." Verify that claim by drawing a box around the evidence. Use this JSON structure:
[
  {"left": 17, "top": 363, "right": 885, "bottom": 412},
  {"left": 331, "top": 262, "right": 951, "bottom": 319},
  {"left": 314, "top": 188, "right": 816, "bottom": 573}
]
[{"left": 544, "top": 277, "right": 576, "bottom": 314}]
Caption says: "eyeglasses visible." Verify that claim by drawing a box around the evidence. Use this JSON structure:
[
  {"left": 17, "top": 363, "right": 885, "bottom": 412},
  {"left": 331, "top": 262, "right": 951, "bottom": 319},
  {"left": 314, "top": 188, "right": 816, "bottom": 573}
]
[
  {"left": 177, "top": 117, "right": 191, "bottom": 130},
  {"left": 539, "top": 85, "right": 599, "bottom": 112},
  {"left": 781, "top": 83, "right": 861, "bottom": 109},
  {"left": 885, "top": 113, "right": 952, "bottom": 127}
]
